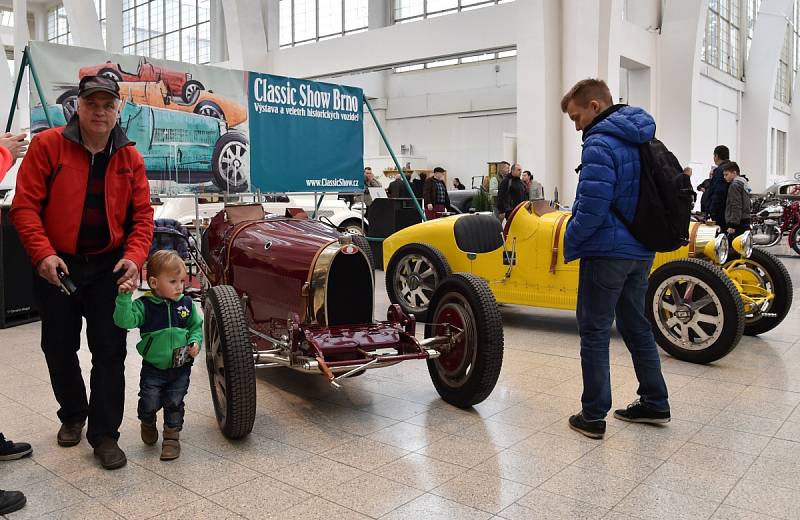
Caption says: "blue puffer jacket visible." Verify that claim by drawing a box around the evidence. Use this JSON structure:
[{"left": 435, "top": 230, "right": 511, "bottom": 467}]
[{"left": 564, "top": 105, "right": 656, "bottom": 262}]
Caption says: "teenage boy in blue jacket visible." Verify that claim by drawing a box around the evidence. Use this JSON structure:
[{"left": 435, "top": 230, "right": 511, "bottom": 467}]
[{"left": 560, "top": 79, "right": 670, "bottom": 439}]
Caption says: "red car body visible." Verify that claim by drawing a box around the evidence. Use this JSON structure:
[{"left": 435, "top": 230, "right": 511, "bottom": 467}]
[{"left": 79, "top": 60, "right": 200, "bottom": 100}]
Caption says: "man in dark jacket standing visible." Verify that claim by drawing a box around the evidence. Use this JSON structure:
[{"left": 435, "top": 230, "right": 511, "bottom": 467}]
[
  {"left": 497, "top": 163, "right": 526, "bottom": 219},
  {"left": 11, "top": 76, "right": 154, "bottom": 470},
  {"left": 561, "top": 79, "right": 670, "bottom": 439},
  {"left": 388, "top": 170, "right": 414, "bottom": 198},
  {"left": 705, "top": 145, "right": 731, "bottom": 226},
  {"left": 423, "top": 167, "right": 450, "bottom": 219}
]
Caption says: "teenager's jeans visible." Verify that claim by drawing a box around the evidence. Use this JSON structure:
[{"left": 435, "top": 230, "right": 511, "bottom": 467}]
[
  {"left": 576, "top": 257, "right": 670, "bottom": 421},
  {"left": 138, "top": 363, "right": 191, "bottom": 430}
]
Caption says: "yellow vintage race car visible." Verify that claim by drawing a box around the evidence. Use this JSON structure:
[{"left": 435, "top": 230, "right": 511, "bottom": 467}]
[{"left": 383, "top": 200, "right": 793, "bottom": 364}]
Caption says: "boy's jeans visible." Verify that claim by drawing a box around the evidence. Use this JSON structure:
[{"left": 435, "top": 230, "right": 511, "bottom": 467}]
[
  {"left": 138, "top": 363, "right": 191, "bottom": 430},
  {"left": 576, "top": 257, "right": 670, "bottom": 421}
]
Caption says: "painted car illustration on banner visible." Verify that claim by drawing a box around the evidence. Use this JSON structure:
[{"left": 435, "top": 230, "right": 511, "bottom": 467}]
[
  {"left": 31, "top": 100, "right": 250, "bottom": 193},
  {"left": 79, "top": 59, "right": 204, "bottom": 102}
]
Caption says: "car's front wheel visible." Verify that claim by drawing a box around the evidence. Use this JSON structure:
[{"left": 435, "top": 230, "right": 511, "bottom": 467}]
[
  {"left": 204, "top": 285, "right": 256, "bottom": 439},
  {"left": 726, "top": 248, "right": 793, "bottom": 336},
  {"left": 194, "top": 100, "right": 226, "bottom": 121},
  {"left": 211, "top": 132, "right": 249, "bottom": 193},
  {"left": 426, "top": 273, "right": 503, "bottom": 408},
  {"left": 647, "top": 258, "right": 744, "bottom": 364},
  {"left": 386, "top": 243, "right": 451, "bottom": 319},
  {"left": 182, "top": 80, "right": 205, "bottom": 103}
]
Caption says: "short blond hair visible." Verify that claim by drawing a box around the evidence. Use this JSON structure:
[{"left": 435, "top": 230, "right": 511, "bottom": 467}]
[
  {"left": 560, "top": 78, "right": 613, "bottom": 113},
  {"left": 147, "top": 250, "right": 186, "bottom": 278}
]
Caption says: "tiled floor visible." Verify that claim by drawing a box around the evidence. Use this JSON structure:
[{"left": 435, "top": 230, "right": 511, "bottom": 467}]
[{"left": 2, "top": 253, "right": 799, "bottom": 519}]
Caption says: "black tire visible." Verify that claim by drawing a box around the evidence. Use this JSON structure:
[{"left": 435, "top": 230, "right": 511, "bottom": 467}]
[
  {"left": 350, "top": 233, "right": 374, "bottom": 272},
  {"left": 386, "top": 243, "right": 452, "bottom": 319},
  {"left": 182, "top": 80, "right": 204, "bottom": 103},
  {"left": 789, "top": 225, "right": 800, "bottom": 256},
  {"left": 726, "top": 248, "right": 793, "bottom": 336},
  {"left": 211, "top": 132, "right": 249, "bottom": 193},
  {"left": 426, "top": 273, "right": 503, "bottom": 407},
  {"left": 340, "top": 218, "right": 366, "bottom": 236},
  {"left": 204, "top": 285, "right": 256, "bottom": 439},
  {"left": 98, "top": 68, "right": 122, "bottom": 82},
  {"left": 56, "top": 89, "right": 79, "bottom": 120},
  {"left": 194, "top": 100, "right": 226, "bottom": 121},
  {"left": 647, "top": 258, "right": 744, "bottom": 364}
]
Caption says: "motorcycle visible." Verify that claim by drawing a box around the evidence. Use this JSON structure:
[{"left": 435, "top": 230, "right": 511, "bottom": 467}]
[
  {"left": 749, "top": 196, "right": 785, "bottom": 247},
  {"left": 785, "top": 201, "right": 800, "bottom": 255}
]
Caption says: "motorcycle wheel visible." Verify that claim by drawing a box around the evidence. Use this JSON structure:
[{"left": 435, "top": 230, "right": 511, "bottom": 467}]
[{"left": 789, "top": 224, "right": 800, "bottom": 256}]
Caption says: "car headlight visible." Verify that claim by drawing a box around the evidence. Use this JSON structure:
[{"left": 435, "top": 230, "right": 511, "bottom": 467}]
[
  {"left": 703, "top": 234, "right": 728, "bottom": 264},
  {"left": 731, "top": 231, "right": 753, "bottom": 258}
]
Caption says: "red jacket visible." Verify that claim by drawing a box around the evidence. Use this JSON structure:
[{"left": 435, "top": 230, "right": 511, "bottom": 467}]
[{"left": 10, "top": 119, "right": 153, "bottom": 268}]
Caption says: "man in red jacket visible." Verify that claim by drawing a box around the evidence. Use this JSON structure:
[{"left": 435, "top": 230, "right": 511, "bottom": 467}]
[{"left": 11, "top": 76, "right": 153, "bottom": 470}]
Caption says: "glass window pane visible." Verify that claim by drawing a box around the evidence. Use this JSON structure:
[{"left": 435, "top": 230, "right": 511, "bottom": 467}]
[
  {"left": 181, "top": 27, "right": 197, "bottom": 63},
  {"left": 427, "top": 0, "right": 457, "bottom": 13},
  {"left": 279, "top": 0, "right": 292, "bottom": 45},
  {"left": 151, "top": 0, "right": 165, "bottom": 34},
  {"left": 123, "top": 9, "right": 135, "bottom": 45},
  {"left": 319, "top": 0, "right": 343, "bottom": 37},
  {"left": 198, "top": 0, "right": 210, "bottom": 22},
  {"left": 198, "top": 21, "right": 210, "bottom": 63},
  {"left": 136, "top": 4, "right": 149, "bottom": 38},
  {"left": 294, "top": 0, "right": 316, "bottom": 42},
  {"left": 165, "top": 0, "right": 180, "bottom": 32},
  {"left": 344, "top": 0, "right": 368, "bottom": 31},
  {"left": 182, "top": 0, "right": 197, "bottom": 26},
  {"left": 395, "top": 0, "right": 424, "bottom": 20},
  {"left": 165, "top": 31, "right": 180, "bottom": 60}
]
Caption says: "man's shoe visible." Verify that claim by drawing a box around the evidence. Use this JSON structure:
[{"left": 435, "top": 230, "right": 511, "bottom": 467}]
[
  {"left": 0, "top": 433, "right": 32, "bottom": 460},
  {"left": 613, "top": 399, "right": 671, "bottom": 424},
  {"left": 0, "top": 490, "right": 26, "bottom": 514},
  {"left": 57, "top": 421, "right": 85, "bottom": 447},
  {"left": 568, "top": 412, "right": 606, "bottom": 439},
  {"left": 141, "top": 421, "right": 158, "bottom": 446},
  {"left": 93, "top": 438, "right": 127, "bottom": 470}
]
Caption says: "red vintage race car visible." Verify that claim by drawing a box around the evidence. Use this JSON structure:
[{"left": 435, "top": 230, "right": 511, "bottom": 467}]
[
  {"left": 180, "top": 204, "right": 503, "bottom": 439},
  {"left": 79, "top": 59, "right": 204, "bottom": 102}
]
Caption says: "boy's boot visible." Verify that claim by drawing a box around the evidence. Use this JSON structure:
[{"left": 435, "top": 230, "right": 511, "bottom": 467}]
[
  {"left": 141, "top": 421, "right": 158, "bottom": 445},
  {"left": 160, "top": 427, "right": 180, "bottom": 461}
]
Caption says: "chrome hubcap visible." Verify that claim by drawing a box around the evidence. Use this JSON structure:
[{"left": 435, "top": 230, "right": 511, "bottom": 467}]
[
  {"left": 219, "top": 141, "right": 248, "bottom": 187},
  {"left": 653, "top": 275, "right": 724, "bottom": 350},
  {"left": 395, "top": 254, "right": 439, "bottom": 313}
]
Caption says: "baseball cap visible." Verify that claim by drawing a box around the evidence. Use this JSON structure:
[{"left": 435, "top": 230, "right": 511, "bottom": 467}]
[{"left": 78, "top": 75, "right": 120, "bottom": 99}]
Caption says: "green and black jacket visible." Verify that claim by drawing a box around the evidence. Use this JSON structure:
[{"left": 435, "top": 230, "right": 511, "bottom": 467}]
[{"left": 113, "top": 292, "right": 203, "bottom": 370}]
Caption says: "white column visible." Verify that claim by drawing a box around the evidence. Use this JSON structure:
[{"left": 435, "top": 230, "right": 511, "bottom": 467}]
[
  {"left": 12, "top": 0, "right": 29, "bottom": 132},
  {"left": 656, "top": 0, "right": 705, "bottom": 167},
  {"left": 33, "top": 6, "right": 48, "bottom": 41},
  {"left": 625, "top": 0, "right": 660, "bottom": 30},
  {"left": 739, "top": 0, "right": 794, "bottom": 191},
  {"left": 210, "top": 0, "right": 227, "bottom": 62},
  {"left": 222, "top": 0, "right": 269, "bottom": 70},
  {"left": 63, "top": 0, "right": 104, "bottom": 49},
  {"left": 264, "top": 0, "right": 279, "bottom": 53},
  {"left": 516, "top": 0, "right": 563, "bottom": 201},
  {"left": 789, "top": 77, "right": 800, "bottom": 177},
  {"left": 369, "top": 0, "right": 388, "bottom": 29},
  {"left": 105, "top": 0, "right": 122, "bottom": 53}
]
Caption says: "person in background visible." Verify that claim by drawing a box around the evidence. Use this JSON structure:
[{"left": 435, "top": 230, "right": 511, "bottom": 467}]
[
  {"left": 388, "top": 169, "right": 414, "bottom": 198},
  {"left": 10, "top": 76, "right": 154, "bottom": 470},
  {"left": 423, "top": 167, "right": 450, "bottom": 219},
  {"left": 705, "top": 145, "right": 732, "bottom": 227},
  {"left": 698, "top": 171, "right": 713, "bottom": 215},
  {"left": 490, "top": 161, "right": 510, "bottom": 216},
  {"left": 412, "top": 172, "right": 426, "bottom": 199},
  {"left": 560, "top": 78, "right": 670, "bottom": 439},
  {"left": 497, "top": 163, "right": 526, "bottom": 219},
  {"left": 362, "top": 166, "right": 383, "bottom": 205},
  {"left": 683, "top": 167, "right": 697, "bottom": 210},
  {"left": 522, "top": 170, "right": 544, "bottom": 200},
  {"left": 722, "top": 162, "right": 751, "bottom": 239},
  {"left": 453, "top": 177, "right": 466, "bottom": 190}
]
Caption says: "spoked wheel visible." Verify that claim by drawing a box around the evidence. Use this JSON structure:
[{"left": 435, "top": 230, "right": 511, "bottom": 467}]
[
  {"left": 789, "top": 225, "right": 800, "bottom": 256},
  {"left": 386, "top": 243, "right": 451, "bottom": 318},
  {"left": 647, "top": 258, "right": 744, "bottom": 364},
  {"left": 194, "top": 100, "right": 226, "bottom": 121},
  {"left": 726, "top": 248, "right": 793, "bottom": 336},
  {"left": 182, "top": 80, "right": 204, "bottom": 103},
  {"left": 426, "top": 273, "right": 503, "bottom": 408},
  {"left": 204, "top": 285, "right": 256, "bottom": 438},
  {"left": 211, "top": 132, "right": 249, "bottom": 193},
  {"left": 98, "top": 68, "right": 122, "bottom": 82}
]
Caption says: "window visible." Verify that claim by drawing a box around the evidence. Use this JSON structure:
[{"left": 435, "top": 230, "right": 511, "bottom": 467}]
[
  {"left": 123, "top": 0, "right": 211, "bottom": 64},
  {"left": 703, "top": 0, "right": 744, "bottom": 78},
  {"left": 47, "top": 4, "right": 72, "bottom": 45},
  {"left": 745, "top": 0, "right": 762, "bottom": 60},
  {"left": 774, "top": 129, "right": 787, "bottom": 178},
  {"left": 280, "top": 0, "right": 368, "bottom": 48},
  {"left": 393, "top": 0, "right": 514, "bottom": 23},
  {"left": 793, "top": 0, "right": 799, "bottom": 100},
  {"left": 0, "top": 8, "right": 13, "bottom": 27},
  {"left": 775, "top": 22, "right": 792, "bottom": 103},
  {"left": 394, "top": 47, "right": 515, "bottom": 73},
  {"left": 95, "top": 0, "right": 107, "bottom": 45}
]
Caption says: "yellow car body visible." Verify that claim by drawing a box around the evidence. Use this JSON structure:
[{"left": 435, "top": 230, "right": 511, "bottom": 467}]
[
  {"left": 118, "top": 81, "right": 248, "bottom": 127},
  {"left": 383, "top": 201, "right": 791, "bottom": 364}
]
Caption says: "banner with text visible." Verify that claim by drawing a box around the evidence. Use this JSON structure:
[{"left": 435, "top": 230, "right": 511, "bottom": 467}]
[{"left": 248, "top": 73, "right": 364, "bottom": 192}]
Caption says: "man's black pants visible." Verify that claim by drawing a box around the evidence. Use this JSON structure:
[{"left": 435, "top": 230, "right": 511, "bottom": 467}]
[{"left": 32, "top": 252, "right": 127, "bottom": 448}]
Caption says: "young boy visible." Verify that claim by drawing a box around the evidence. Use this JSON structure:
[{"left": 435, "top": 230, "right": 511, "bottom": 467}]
[
  {"left": 722, "top": 162, "right": 751, "bottom": 238},
  {"left": 113, "top": 250, "right": 202, "bottom": 461}
]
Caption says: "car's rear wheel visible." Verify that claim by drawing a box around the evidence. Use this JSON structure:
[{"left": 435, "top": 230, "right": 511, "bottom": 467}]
[
  {"left": 194, "top": 100, "right": 226, "bottom": 121},
  {"left": 426, "top": 273, "right": 503, "bottom": 408},
  {"left": 647, "top": 258, "right": 743, "bottom": 364},
  {"left": 56, "top": 89, "right": 79, "bottom": 120},
  {"left": 182, "top": 80, "right": 204, "bottom": 103},
  {"left": 204, "top": 285, "right": 256, "bottom": 439},
  {"left": 211, "top": 132, "right": 249, "bottom": 193},
  {"left": 98, "top": 68, "right": 122, "bottom": 82},
  {"left": 340, "top": 218, "right": 366, "bottom": 236},
  {"left": 726, "top": 248, "right": 793, "bottom": 336},
  {"left": 386, "top": 243, "right": 451, "bottom": 319}
]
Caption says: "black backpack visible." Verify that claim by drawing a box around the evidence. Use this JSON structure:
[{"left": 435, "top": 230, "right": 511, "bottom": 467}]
[{"left": 613, "top": 138, "right": 692, "bottom": 252}]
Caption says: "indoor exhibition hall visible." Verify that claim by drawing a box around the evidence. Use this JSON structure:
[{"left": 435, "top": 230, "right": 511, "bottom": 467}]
[{"left": 1, "top": 0, "right": 800, "bottom": 519}]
